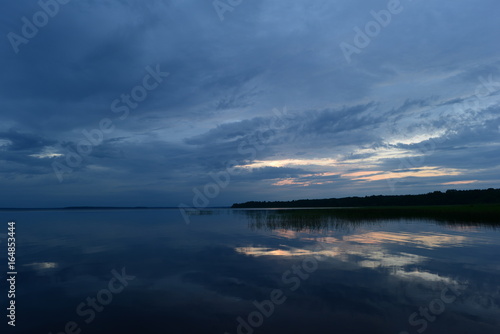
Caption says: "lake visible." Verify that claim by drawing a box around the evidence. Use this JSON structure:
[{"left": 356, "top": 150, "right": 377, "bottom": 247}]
[{"left": 1, "top": 209, "right": 499, "bottom": 334}]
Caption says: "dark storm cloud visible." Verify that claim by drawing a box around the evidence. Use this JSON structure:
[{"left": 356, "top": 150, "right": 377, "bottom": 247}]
[
  {"left": 1, "top": 0, "right": 500, "bottom": 206},
  {"left": 0, "top": 129, "right": 55, "bottom": 152},
  {"left": 184, "top": 103, "right": 384, "bottom": 155}
]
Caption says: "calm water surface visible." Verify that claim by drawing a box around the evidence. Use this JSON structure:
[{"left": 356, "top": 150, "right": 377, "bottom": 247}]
[{"left": 0, "top": 209, "right": 499, "bottom": 334}]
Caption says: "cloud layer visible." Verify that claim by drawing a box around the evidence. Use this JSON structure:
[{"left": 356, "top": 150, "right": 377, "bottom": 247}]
[{"left": 1, "top": 0, "right": 500, "bottom": 207}]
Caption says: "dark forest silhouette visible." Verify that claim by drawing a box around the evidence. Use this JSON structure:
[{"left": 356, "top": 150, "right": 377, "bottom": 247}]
[{"left": 232, "top": 188, "right": 500, "bottom": 208}]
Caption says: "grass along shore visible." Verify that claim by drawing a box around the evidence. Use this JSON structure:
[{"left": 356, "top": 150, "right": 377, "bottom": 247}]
[{"left": 239, "top": 204, "right": 500, "bottom": 230}]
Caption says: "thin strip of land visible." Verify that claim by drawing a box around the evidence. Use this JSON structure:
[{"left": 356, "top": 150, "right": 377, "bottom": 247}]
[
  {"left": 232, "top": 188, "right": 500, "bottom": 208},
  {"left": 240, "top": 204, "right": 500, "bottom": 229}
]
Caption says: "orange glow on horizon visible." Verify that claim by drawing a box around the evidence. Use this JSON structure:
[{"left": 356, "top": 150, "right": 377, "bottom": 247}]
[{"left": 440, "top": 180, "right": 478, "bottom": 185}]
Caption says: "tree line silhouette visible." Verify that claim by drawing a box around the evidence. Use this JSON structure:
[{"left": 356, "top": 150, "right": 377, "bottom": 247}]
[{"left": 231, "top": 188, "right": 500, "bottom": 208}]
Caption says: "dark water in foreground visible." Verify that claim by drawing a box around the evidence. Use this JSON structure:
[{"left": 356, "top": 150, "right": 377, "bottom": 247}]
[{"left": 0, "top": 209, "right": 499, "bottom": 334}]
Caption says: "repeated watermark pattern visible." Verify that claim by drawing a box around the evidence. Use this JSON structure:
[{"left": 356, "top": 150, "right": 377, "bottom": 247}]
[
  {"left": 7, "top": 0, "right": 72, "bottom": 54},
  {"left": 399, "top": 283, "right": 467, "bottom": 334},
  {"left": 178, "top": 106, "right": 290, "bottom": 224},
  {"left": 340, "top": 0, "right": 410, "bottom": 64},
  {"left": 224, "top": 243, "right": 326, "bottom": 334},
  {"left": 213, "top": 0, "right": 244, "bottom": 22},
  {"left": 386, "top": 73, "right": 500, "bottom": 192},
  {"left": 48, "top": 267, "right": 135, "bottom": 334},
  {"left": 51, "top": 64, "right": 169, "bottom": 182}
]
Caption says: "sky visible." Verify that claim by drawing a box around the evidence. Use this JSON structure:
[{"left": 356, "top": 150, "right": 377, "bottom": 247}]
[{"left": 1, "top": 0, "right": 500, "bottom": 208}]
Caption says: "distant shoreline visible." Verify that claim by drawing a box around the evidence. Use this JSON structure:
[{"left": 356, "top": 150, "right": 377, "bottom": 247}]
[
  {"left": 0, "top": 207, "right": 231, "bottom": 211},
  {"left": 2, "top": 188, "right": 500, "bottom": 212},
  {"left": 1, "top": 204, "right": 499, "bottom": 212},
  {"left": 231, "top": 188, "right": 500, "bottom": 208},
  {"left": 1, "top": 203, "right": 499, "bottom": 224},
  {"left": 240, "top": 204, "right": 500, "bottom": 225}
]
